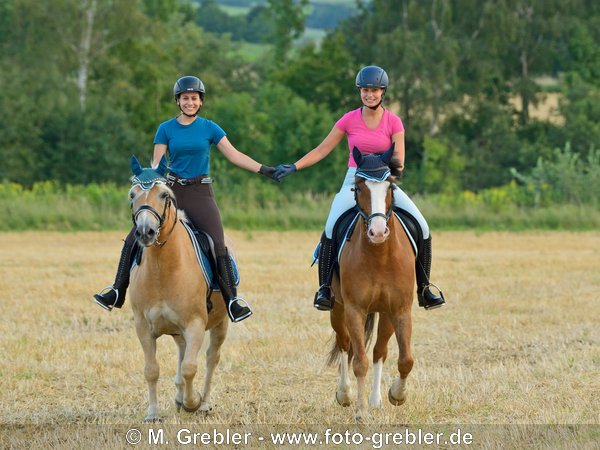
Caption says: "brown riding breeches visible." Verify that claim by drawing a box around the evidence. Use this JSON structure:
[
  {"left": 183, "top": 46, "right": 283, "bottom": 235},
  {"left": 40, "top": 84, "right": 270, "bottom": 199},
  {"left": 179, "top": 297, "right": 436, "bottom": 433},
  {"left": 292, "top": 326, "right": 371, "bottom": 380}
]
[
  {"left": 170, "top": 182, "right": 226, "bottom": 256},
  {"left": 125, "top": 181, "right": 227, "bottom": 257}
]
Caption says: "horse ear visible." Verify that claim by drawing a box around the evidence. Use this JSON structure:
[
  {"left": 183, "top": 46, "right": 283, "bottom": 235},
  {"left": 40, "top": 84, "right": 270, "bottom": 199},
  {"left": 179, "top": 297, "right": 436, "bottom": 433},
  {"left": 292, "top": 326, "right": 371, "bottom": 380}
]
[
  {"left": 381, "top": 143, "right": 395, "bottom": 165},
  {"left": 130, "top": 155, "right": 143, "bottom": 176},
  {"left": 353, "top": 147, "right": 363, "bottom": 166},
  {"left": 156, "top": 155, "right": 168, "bottom": 176}
]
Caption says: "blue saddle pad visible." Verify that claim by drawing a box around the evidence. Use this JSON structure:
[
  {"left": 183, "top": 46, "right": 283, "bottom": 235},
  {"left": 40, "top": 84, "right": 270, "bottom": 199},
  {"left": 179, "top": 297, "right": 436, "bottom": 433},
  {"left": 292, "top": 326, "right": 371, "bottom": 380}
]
[
  {"left": 131, "top": 221, "right": 239, "bottom": 290},
  {"left": 182, "top": 221, "right": 239, "bottom": 290}
]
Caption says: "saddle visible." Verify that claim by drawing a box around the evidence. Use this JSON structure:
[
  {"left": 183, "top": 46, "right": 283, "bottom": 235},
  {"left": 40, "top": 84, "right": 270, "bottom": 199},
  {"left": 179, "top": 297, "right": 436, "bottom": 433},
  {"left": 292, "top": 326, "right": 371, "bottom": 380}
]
[
  {"left": 314, "top": 206, "right": 423, "bottom": 268},
  {"left": 132, "top": 221, "right": 240, "bottom": 312}
]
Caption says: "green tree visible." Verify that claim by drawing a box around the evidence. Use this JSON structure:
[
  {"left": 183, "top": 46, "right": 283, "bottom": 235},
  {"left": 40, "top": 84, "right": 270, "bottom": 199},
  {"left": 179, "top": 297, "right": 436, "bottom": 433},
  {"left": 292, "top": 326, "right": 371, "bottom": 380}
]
[
  {"left": 273, "top": 31, "right": 356, "bottom": 115},
  {"left": 209, "top": 83, "right": 343, "bottom": 194},
  {"left": 419, "top": 136, "right": 465, "bottom": 194},
  {"left": 264, "top": 0, "right": 308, "bottom": 65}
]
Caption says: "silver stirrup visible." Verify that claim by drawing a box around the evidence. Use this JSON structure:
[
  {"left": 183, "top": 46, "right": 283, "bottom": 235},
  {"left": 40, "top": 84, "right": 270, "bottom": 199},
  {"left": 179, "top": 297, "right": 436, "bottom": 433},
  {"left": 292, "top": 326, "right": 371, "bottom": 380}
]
[
  {"left": 421, "top": 283, "right": 445, "bottom": 310},
  {"left": 94, "top": 285, "right": 119, "bottom": 312},
  {"left": 228, "top": 297, "right": 253, "bottom": 323}
]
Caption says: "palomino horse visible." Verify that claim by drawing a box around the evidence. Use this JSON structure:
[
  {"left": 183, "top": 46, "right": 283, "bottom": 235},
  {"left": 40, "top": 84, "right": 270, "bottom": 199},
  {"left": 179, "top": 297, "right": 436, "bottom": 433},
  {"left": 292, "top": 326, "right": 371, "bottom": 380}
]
[
  {"left": 127, "top": 156, "right": 229, "bottom": 422},
  {"left": 328, "top": 146, "right": 415, "bottom": 421}
]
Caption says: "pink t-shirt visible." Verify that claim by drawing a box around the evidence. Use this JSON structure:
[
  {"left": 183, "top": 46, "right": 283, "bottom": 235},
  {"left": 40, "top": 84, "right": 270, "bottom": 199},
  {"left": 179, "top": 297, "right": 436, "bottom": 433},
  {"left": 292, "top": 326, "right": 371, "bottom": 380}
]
[{"left": 335, "top": 108, "right": 404, "bottom": 167}]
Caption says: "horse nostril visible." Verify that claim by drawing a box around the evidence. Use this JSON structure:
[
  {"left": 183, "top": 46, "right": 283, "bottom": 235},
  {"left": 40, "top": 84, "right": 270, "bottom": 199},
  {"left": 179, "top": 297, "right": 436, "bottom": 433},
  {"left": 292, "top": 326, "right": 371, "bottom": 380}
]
[
  {"left": 384, "top": 227, "right": 390, "bottom": 236},
  {"left": 147, "top": 229, "right": 155, "bottom": 237},
  {"left": 135, "top": 229, "right": 141, "bottom": 238}
]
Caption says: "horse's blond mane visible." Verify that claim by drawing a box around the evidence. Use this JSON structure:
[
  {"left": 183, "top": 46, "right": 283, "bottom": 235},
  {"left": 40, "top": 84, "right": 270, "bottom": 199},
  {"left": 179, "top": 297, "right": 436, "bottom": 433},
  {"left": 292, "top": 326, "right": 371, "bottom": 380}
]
[{"left": 178, "top": 208, "right": 189, "bottom": 224}]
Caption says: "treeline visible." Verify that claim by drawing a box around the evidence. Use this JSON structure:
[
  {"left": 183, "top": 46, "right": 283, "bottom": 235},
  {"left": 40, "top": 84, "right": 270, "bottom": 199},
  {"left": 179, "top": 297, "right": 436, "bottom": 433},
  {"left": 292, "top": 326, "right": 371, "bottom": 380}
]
[
  {"left": 1, "top": 0, "right": 599, "bottom": 210},
  {"left": 195, "top": 0, "right": 356, "bottom": 42}
]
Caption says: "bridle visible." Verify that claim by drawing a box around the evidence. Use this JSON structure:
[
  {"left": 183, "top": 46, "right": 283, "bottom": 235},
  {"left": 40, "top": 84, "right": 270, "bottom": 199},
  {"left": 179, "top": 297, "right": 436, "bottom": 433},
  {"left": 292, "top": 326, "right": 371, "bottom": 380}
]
[
  {"left": 353, "top": 181, "right": 395, "bottom": 229},
  {"left": 131, "top": 186, "right": 178, "bottom": 247}
]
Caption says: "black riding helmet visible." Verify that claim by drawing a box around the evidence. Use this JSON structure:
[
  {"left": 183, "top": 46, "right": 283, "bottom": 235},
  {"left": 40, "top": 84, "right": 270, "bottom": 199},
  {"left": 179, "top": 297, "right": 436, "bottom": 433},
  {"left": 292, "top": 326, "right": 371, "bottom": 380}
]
[
  {"left": 173, "top": 76, "right": 205, "bottom": 101},
  {"left": 355, "top": 66, "right": 388, "bottom": 110},
  {"left": 355, "top": 66, "right": 389, "bottom": 90}
]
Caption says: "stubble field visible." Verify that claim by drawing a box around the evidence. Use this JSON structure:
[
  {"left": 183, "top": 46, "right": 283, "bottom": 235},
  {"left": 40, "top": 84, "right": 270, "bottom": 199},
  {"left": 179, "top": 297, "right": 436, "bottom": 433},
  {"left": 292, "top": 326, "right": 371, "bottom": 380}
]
[{"left": 0, "top": 231, "right": 598, "bottom": 449}]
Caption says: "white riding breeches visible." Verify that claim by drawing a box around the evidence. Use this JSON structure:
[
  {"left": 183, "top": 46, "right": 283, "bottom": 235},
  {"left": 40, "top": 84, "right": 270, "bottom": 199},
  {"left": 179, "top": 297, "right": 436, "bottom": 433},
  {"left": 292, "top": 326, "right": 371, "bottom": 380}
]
[{"left": 324, "top": 167, "right": 430, "bottom": 240}]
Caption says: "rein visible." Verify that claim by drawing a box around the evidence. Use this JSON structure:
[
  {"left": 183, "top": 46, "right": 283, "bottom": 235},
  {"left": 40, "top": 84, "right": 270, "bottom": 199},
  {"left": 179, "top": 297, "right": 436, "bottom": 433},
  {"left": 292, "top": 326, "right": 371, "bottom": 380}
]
[{"left": 132, "top": 194, "right": 178, "bottom": 247}]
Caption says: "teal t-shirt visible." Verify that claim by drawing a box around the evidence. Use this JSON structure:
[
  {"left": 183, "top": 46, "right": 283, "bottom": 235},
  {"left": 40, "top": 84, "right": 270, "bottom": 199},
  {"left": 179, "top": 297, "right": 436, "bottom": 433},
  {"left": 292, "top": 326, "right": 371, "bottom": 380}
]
[{"left": 153, "top": 117, "right": 226, "bottom": 177}]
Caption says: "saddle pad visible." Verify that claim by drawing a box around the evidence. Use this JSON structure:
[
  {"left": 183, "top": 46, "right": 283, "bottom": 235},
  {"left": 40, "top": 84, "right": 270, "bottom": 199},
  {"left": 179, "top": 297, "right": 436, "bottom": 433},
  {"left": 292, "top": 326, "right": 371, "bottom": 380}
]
[
  {"left": 312, "top": 210, "right": 419, "bottom": 264},
  {"left": 131, "top": 221, "right": 240, "bottom": 291},
  {"left": 181, "top": 221, "right": 239, "bottom": 290}
]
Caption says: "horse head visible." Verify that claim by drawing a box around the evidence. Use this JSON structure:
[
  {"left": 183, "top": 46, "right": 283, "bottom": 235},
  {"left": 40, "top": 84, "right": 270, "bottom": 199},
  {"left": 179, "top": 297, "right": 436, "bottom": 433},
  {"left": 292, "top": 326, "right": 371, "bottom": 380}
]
[
  {"left": 353, "top": 144, "right": 402, "bottom": 244},
  {"left": 129, "top": 155, "right": 177, "bottom": 247}
]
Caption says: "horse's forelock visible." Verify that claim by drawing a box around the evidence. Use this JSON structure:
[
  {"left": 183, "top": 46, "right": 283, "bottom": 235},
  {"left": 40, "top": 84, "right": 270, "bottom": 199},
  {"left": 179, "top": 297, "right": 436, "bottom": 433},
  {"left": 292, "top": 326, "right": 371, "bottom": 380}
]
[
  {"left": 129, "top": 182, "right": 175, "bottom": 207},
  {"left": 155, "top": 182, "right": 175, "bottom": 200}
]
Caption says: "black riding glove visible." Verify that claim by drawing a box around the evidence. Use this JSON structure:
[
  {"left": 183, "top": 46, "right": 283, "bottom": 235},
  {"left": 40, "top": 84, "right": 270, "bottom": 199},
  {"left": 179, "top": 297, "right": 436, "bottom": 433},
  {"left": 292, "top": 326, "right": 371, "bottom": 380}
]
[
  {"left": 273, "top": 164, "right": 297, "bottom": 181},
  {"left": 258, "top": 165, "right": 277, "bottom": 181}
]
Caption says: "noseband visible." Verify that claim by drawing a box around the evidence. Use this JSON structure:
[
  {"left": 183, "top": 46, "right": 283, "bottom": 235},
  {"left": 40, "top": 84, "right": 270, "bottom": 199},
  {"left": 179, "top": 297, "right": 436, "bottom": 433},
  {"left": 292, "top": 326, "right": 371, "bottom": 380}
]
[{"left": 131, "top": 191, "right": 177, "bottom": 247}]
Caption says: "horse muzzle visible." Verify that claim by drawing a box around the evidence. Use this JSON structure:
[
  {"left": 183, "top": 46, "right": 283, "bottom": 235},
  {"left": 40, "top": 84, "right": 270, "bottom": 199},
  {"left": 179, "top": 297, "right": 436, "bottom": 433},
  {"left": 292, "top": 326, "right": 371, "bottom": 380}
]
[
  {"left": 133, "top": 209, "right": 163, "bottom": 247},
  {"left": 135, "top": 223, "right": 160, "bottom": 247},
  {"left": 367, "top": 220, "right": 390, "bottom": 244}
]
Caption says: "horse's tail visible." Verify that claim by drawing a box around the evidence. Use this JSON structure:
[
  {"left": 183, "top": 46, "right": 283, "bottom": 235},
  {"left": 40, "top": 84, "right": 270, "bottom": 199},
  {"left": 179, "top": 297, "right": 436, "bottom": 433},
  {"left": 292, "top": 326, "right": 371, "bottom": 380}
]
[
  {"left": 326, "top": 313, "right": 377, "bottom": 367},
  {"left": 364, "top": 312, "right": 377, "bottom": 348}
]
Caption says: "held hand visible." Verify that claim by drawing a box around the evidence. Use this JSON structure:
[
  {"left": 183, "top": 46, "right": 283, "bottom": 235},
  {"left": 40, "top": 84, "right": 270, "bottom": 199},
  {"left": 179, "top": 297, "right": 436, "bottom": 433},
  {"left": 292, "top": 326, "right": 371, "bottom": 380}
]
[
  {"left": 258, "top": 165, "right": 278, "bottom": 181},
  {"left": 273, "top": 164, "right": 297, "bottom": 181}
]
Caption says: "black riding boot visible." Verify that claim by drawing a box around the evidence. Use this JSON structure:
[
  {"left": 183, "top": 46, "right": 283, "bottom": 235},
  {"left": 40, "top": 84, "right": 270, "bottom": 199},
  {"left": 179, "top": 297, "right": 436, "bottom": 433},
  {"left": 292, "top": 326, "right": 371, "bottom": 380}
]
[
  {"left": 313, "top": 235, "right": 336, "bottom": 311},
  {"left": 216, "top": 250, "right": 252, "bottom": 323},
  {"left": 93, "top": 237, "right": 136, "bottom": 311},
  {"left": 416, "top": 237, "right": 445, "bottom": 310}
]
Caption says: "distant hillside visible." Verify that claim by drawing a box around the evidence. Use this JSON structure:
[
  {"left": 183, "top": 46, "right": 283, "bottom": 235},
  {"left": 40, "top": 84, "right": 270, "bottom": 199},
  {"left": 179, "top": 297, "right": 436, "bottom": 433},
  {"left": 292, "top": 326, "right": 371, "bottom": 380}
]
[{"left": 213, "top": 0, "right": 359, "bottom": 30}]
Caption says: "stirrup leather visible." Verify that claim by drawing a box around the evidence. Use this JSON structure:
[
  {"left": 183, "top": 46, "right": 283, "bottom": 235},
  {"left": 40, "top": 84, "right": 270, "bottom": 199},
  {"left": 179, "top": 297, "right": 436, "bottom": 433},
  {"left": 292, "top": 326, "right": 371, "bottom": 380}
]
[{"left": 93, "top": 285, "right": 119, "bottom": 312}]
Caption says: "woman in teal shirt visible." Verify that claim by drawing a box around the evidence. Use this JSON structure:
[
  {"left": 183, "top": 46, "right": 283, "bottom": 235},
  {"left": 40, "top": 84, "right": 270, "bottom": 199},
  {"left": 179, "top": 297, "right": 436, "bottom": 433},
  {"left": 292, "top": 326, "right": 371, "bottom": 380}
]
[{"left": 94, "top": 76, "right": 275, "bottom": 322}]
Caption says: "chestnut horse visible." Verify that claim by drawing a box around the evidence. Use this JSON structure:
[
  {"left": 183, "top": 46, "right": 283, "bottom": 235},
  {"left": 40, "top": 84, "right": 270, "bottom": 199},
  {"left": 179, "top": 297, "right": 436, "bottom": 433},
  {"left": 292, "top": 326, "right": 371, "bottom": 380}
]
[
  {"left": 328, "top": 147, "right": 415, "bottom": 420},
  {"left": 127, "top": 157, "right": 229, "bottom": 422}
]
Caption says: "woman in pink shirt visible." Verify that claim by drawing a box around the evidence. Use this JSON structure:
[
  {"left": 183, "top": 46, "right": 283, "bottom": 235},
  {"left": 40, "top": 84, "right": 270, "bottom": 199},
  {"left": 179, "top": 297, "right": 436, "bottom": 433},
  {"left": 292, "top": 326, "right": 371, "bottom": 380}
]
[{"left": 273, "top": 66, "right": 445, "bottom": 312}]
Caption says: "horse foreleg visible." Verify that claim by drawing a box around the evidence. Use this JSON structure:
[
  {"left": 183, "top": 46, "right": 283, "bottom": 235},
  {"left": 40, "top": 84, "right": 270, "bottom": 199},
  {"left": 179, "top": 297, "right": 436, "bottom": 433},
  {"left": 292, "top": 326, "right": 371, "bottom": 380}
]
[
  {"left": 172, "top": 334, "right": 186, "bottom": 410},
  {"left": 370, "top": 314, "right": 394, "bottom": 408},
  {"left": 180, "top": 320, "right": 206, "bottom": 413},
  {"left": 345, "top": 307, "right": 369, "bottom": 421},
  {"left": 134, "top": 319, "right": 161, "bottom": 422},
  {"left": 200, "top": 318, "right": 228, "bottom": 412},
  {"left": 331, "top": 303, "right": 353, "bottom": 407},
  {"left": 389, "top": 312, "right": 414, "bottom": 406},
  {"left": 336, "top": 351, "right": 353, "bottom": 407}
]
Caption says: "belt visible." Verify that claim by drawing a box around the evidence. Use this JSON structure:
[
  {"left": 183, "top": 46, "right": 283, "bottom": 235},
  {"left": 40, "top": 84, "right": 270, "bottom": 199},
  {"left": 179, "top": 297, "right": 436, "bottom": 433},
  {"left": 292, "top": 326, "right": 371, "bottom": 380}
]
[{"left": 166, "top": 173, "right": 212, "bottom": 186}]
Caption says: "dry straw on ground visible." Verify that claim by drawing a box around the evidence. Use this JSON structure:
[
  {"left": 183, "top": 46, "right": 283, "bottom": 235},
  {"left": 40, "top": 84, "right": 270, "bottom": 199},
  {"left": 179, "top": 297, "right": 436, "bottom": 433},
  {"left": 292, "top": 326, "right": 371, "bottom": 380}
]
[{"left": 0, "top": 231, "right": 598, "bottom": 449}]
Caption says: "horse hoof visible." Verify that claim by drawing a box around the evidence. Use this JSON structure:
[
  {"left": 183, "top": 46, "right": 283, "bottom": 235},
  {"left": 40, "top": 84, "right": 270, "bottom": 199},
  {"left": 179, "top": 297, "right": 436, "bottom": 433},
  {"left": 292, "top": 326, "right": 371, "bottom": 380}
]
[
  {"left": 182, "top": 401, "right": 202, "bottom": 413},
  {"left": 354, "top": 411, "right": 371, "bottom": 423},
  {"left": 369, "top": 397, "right": 382, "bottom": 408},
  {"left": 199, "top": 402, "right": 212, "bottom": 413},
  {"left": 144, "top": 415, "right": 163, "bottom": 423},
  {"left": 388, "top": 388, "right": 406, "bottom": 406},
  {"left": 336, "top": 391, "right": 352, "bottom": 407},
  {"left": 175, "top": 399, "right": 183, "bottom": 412},
  {"left": 180, "top": 392, "right": 203, "bottom": 413}
]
